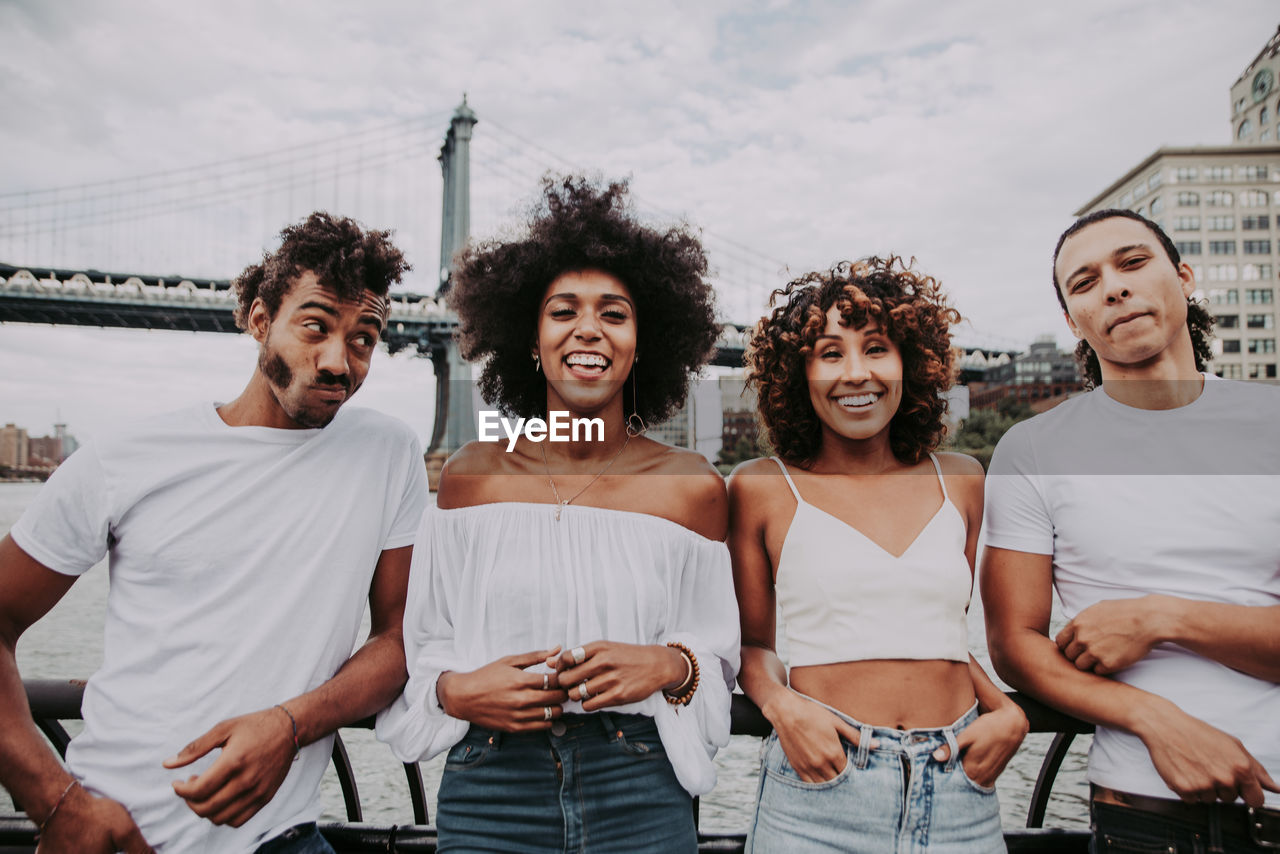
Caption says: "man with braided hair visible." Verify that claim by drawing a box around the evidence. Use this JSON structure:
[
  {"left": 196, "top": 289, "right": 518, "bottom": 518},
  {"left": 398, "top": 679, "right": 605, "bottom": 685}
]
[{"left": 0, "top": 212, "right": 427, "bottom": 853}]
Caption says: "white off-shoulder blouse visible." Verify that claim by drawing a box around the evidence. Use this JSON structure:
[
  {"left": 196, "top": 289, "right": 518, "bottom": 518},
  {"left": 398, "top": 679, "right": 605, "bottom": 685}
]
[{"left": 376, "top": 501, "right": 741, "bottom": 796}]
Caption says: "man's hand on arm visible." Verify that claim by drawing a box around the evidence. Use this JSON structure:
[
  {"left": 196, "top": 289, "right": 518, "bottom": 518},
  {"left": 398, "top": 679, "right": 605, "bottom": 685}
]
[
  {"left": 981, "top": 546, "right": 1278, "bottom": 806},
  {"left": 1059, "top": 595, "right": 1280, "bottom": 683},
  {"left": 164, "top": 544, "right": 413, "bottom": 825},
  {"left": 0, "top": 536, "right": 153, "bottom": 853}
]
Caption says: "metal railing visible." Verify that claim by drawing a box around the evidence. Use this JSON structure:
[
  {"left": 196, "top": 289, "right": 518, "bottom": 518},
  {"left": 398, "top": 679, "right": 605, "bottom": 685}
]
[{"left": 1, "top": 679, "right": 1092, "bottom": 853}]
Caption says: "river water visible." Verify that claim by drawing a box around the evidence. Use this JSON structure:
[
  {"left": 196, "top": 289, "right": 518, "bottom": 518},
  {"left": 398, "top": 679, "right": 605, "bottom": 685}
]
[{"left": 0, "top": 481, "right": 1090, "bottom": 833}]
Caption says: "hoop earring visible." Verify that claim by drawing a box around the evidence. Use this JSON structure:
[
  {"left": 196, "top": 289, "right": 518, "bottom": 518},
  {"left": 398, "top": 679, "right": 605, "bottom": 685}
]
[
  {"left": 533, "top": 353, "right": 541, "bottom": 373},
  {"left": 626, "top": 361, "right": 647, "bottom": 437}
]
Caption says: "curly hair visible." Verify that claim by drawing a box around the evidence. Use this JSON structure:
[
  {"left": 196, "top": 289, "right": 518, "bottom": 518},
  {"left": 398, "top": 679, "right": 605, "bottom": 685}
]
[
  {"left": 232, "top": 211, "right": 410, "bottom": 330},
  {"left": 746, "top": 257, "right": 960, "bottom": 466},
  {"left": 448, "top": 175, "right": 719, "bottom": 423},
  {"left": 1052, "top": 209, "right": 1214, "bottom": 388}
]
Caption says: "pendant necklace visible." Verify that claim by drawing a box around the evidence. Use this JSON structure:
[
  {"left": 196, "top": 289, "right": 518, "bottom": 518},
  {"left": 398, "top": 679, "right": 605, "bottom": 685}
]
[{"left": 540, "top": 434, "right": 631, "bottom": 521}]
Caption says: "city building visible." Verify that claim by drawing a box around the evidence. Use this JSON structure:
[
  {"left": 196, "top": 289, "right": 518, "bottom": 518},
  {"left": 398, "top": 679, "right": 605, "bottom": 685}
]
[
  {"left": 1075, "top": 25, "right": 1280, "bottom": 381},
  {"left": 1, "top": 423, "right": 29, "bottom": 467},
  {"left": 718, "top": 374, "right": 759, "bottom": 453},
  {"left": 961, "top": 337, "right": 1084, "bottom": 412}
]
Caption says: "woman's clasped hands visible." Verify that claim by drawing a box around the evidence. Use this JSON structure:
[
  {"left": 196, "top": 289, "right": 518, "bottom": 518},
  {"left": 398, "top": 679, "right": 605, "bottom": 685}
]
[
  {"left": 435, "top": 646, "right": 570, "bottom": 732},
  {"left": 547, "top": 641, "right": 688, "bottom": 712}
]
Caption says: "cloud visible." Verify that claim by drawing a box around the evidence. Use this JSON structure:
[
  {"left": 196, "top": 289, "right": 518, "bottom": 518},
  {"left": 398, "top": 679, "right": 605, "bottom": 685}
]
[{"left": 1, "top": 0, "right": 1276, "bottom": 435}]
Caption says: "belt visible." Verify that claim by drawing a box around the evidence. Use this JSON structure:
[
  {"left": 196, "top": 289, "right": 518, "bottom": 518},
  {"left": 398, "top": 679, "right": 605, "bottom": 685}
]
[{"left": 1093, "top": 785, "right": 1280, "bottom": 848}]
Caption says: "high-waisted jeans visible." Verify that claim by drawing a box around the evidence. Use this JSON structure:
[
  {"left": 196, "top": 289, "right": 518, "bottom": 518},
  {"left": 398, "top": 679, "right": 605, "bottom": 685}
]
[
  {"left": 747, "top": 701, "right": 1005, "bottom": 853},
  {"left": 436, "top": 711, "right": 696, "bottom": 853}
]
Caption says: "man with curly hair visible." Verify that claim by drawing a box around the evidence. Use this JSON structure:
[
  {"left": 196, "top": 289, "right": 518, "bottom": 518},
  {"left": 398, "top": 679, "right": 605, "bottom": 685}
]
[
  {"left": 982, "top": 210, "right": 1280, "bottom": 851},
  {"left": 0, "top": 212, "right": 427, "bottom": 853}
]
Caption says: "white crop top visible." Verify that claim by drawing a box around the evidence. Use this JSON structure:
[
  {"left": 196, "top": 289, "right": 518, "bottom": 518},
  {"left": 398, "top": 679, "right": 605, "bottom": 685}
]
[{"left": 772, "top": 455, "right": 972, "bottom": 666}]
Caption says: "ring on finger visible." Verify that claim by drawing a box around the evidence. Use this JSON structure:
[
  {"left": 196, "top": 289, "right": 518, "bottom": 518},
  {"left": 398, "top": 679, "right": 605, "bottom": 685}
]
[
  {"left": 571, "top": 646, "right": 586, "bottom": 665},
  {"left": 542, "top": 673, "right": 550, "bottom": 690},
  {"left": 578, "top": 680, "right": 590, "bottom": 701},
  {"left": 543, "top": 706, "right": 553, "bottom": 721}
]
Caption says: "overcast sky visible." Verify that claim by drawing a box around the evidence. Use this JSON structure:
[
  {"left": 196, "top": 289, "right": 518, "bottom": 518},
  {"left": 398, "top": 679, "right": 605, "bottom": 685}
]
[{"left": 1, "top": 1, "right": 1276, "bottom": 442}]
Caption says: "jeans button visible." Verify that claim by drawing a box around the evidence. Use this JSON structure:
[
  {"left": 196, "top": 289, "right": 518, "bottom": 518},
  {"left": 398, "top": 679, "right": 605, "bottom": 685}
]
[{"left": 551, "top": 721, "right": 567, "bottom": 736}]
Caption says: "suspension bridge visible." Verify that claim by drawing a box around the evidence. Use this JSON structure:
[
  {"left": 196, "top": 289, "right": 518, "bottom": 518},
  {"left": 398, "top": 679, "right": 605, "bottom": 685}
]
[{"left": 0, "top": 99, "right": 768, "bottom": 458}]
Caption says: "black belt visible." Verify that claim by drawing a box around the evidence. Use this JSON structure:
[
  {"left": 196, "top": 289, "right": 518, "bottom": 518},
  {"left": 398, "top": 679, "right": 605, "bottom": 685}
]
[{"left": 1094, "top": 785, "right": 1280, "bottom": 849}]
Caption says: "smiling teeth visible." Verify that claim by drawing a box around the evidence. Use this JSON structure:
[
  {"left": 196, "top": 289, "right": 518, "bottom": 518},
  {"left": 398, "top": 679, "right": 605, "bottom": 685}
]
[
  {"left": 837, "top": 394, "right": 876, "bottom": 407},
  {"left": 566, "top": 354, "right": 608, "bottom": 367}
]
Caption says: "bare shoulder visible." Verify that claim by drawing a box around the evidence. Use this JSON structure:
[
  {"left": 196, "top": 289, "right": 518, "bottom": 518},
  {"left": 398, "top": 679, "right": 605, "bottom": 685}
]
[
  {"left": 934, "top": 451, "right": 985, "bottom": 478},
  {"left": 636, "top": 441, "right": 727, "bottom": 541},
  {"left": 933, "top": 451, "right": 985, "bottom": 515},
  {"left": 726, "top": 456, "right": 785, "bottom": 500},
  {"left": 437, "top": 441, "right": 510, "bottom": 508}
]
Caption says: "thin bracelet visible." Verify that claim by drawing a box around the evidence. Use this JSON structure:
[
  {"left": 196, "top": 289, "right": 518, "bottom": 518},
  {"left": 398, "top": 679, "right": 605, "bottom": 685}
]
[
  {"left": 38, "top": 778, "right": 78, "bottom": 836},
  {"left": 274, "top": 703, "right": 301, "bottom": 761},
  {"left": 663, "top": 642, "right": 700, "bottom": 706}
]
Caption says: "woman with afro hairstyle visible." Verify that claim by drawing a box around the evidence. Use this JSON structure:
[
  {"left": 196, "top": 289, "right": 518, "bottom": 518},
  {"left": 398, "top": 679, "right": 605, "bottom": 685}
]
[
  {"left": 728, "top": 258, "right": 1027, "bottom": 853},
  {"left": 376, "top": 176, "right": 739, "bottom": 853}
]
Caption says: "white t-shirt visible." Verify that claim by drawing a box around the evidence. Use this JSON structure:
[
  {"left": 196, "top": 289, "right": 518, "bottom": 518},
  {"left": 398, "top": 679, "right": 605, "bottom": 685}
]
[
  {"left": 984, "top": 377, "right": 1280, "bottom": 805},
  {"left": 375, "top": 501, "right": 741, "bottom": 796},
  {"left": 11, "top": 403, "right": 427, "bottom": 852}
]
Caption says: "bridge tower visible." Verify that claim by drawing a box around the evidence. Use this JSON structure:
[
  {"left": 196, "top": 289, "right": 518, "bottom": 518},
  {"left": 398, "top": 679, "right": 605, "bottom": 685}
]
[{"left": 426, "top": 97, "right": 481, "bottom": 474}]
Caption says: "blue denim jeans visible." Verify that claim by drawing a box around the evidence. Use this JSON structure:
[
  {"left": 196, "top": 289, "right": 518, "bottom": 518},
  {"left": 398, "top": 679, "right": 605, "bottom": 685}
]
[
  {"left": 436, "top": 711, "right": 696, "bottom": 853},
  {"left": 253, "top": 823, "right": 334, "bottom": 854},
  {"left": 747, "top": 702, "right": 1004, "bottom": 853},
  {"left": 1091, "top": 799, "right": 1280, "bottom": 853}
]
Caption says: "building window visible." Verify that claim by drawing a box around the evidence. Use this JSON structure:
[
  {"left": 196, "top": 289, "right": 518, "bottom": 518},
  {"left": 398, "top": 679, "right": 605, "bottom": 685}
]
[
  {"left": 1210, "top": 240, "right": 1237, "bottom": 255},
  {"left": 1222, "top": 339, "right": 1242, "bottom": 353},
  {"left": 1218, "top": 363, "right": 1243, "bottom": 379},
  {"left": 1178, "top": 191, "right": 1200, "bottom": 206},
  {"left": 1265, "top": 129, "right": 1274, "bottom": 142},
  {"left": 1174, "top": 216, "right": 1201, "bottom": 231},
  {"left": 1216, "top": 314, "right": 1240, "bottom": 328},
  {"left": 1210, "top": 288, "right": 1240, "bottom": 304},
  {"left": 1119, "top": 191, "right": 1133, "bottom": 207},
  {"left": 1238, "top": 120, "right": 1254, "bottom": 140},
  {"left": 1206, "top": 264, "right": 1239, "bottom": 281},
  {"left": 1264, "top": 106, "right": 1272, "bottom": 125},
  {"left": 1206, "top": 166, "right": 1232, "bottom": 181},
  {"left": 1247, "top": 338, "right": 1276, "bottom": 354},
  {"left": 1175, "top": 167, "right": 1198, "bottom": 182},
  {"left": 1243, "top": 263, "right": 1274, "bottom": 280},
  {"left": 1207, "top": 191, "right": 1234, "bottom": 207},
  {"left": 1246, "top": 288, "right": 1275, "bottom": 304},
  {"left": 1244, "top": 239, "right": 1272, "bottom": 254},
  {"left": 1242, "top": 215, "right": 1271, "bottom": 230},
  {"left": 1208, "top": 215, "right": 1235, "bottom": 230},
  {"left": 1240, "top": 189, "right": 1269, "bottom": 207},
  {"left": 1247, "top": 363, "right": 1279, "bottom": 378},
  {"left": 1238, "top": 165, "right": 1270, "bottom": 180},
  {"left": 1247, "top": 313, "right": 1274, "bottom": 329},
  {"left": 1148, "top": 172, "right": 1162, "bottom": 190},
  {"left": 1149, "top": 196, "right": 1164, "bottom": 215},
  {"left": 1176, "top": 241, "right": 1203, "bottom": 256}
]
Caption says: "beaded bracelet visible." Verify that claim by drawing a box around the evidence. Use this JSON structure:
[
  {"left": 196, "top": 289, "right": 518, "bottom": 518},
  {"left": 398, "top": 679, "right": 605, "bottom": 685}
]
[
  {"left": 37, "top": 778, "right": 78, "bottom": 837},
  {"left": 663, "top": 641, "right": 700, "bottom": 706},
  {"left": 274, "top": 703, "right": 301, "bottom": 761}
]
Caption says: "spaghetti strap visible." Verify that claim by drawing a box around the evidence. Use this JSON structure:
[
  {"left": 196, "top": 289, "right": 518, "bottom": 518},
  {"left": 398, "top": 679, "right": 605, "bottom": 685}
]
[
  {"left": 771, "top": 457, "right": 803, "bottom": 503},
  {"left": 928, "top": 453, "right": 951, "bottom": 502}
]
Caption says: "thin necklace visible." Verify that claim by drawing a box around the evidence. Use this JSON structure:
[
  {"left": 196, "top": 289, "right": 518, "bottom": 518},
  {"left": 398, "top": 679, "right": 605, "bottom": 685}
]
[{"left": 540, "top": 434, "right": 631, "bottom": 521}]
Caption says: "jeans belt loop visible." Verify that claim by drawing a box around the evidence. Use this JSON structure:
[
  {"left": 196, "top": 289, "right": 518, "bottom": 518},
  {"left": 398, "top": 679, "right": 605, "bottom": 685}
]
[
  {"left": 941, "top": 727, "right": 960, "bottom": 772},
  {"left": 598, "top": 710, "right": 617, "bottom": 741},
  {"left": 855, "top": 724, "right": 873, "bottom": 769}
]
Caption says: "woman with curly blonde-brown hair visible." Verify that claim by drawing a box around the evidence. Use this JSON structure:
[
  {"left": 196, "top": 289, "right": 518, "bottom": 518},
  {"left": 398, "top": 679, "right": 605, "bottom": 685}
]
[{"left": 729, "top": 257, "right": 1027, "bottom": 853}]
